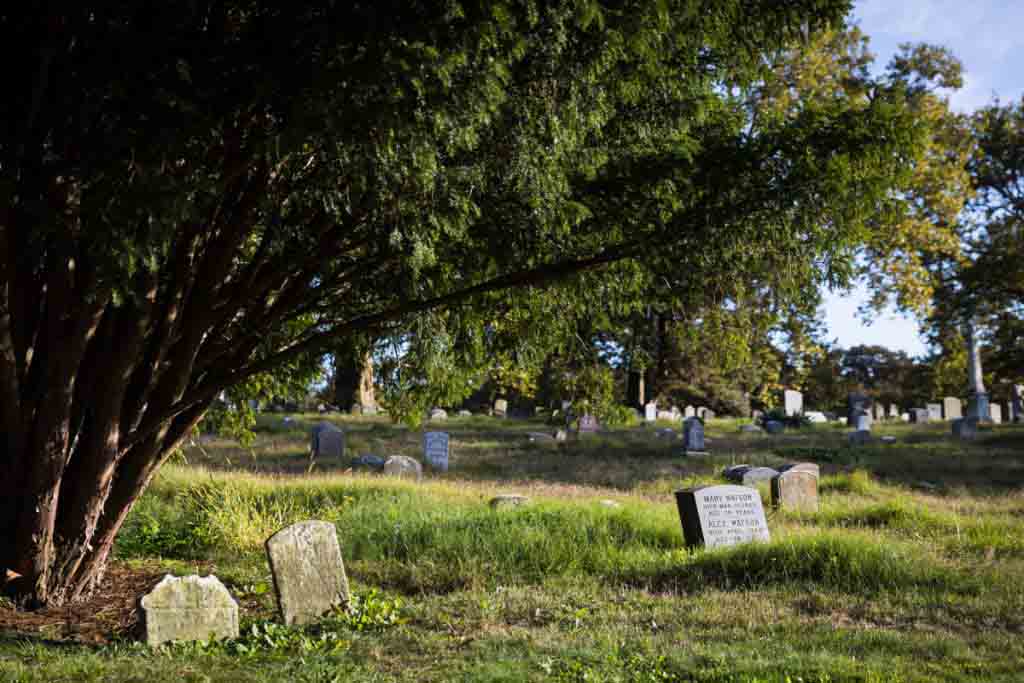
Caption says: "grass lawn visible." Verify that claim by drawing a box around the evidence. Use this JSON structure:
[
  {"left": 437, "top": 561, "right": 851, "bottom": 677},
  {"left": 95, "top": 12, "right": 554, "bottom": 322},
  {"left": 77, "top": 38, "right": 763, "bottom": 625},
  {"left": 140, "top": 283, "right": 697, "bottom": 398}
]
[{"left": 2, "top": 414, "right": 1023, "bottom": 682}]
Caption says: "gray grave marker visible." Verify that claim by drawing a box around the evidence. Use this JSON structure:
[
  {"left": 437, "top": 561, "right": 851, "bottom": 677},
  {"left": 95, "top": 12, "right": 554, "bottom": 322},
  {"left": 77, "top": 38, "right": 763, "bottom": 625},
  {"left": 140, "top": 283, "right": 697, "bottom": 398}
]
[
  {"left": 423, "top": 431, "right": 450, "bottom": 472},
  {"left": 910, "top": 408, "right": 929, "bottom": 423},
  {"left": 674, "top": 485, "right": 770, "bottom": 548},
  {"left": 311, "top": 422, "right": 345, "bottom": 459},
  {"left": 771, "top": 469, "right": 819, "bottom": 512},
  {"left": 266, "top": 521, "right": 349, "bottom": 627},
  {"left": 681, "top": 417, "right": 706, "bottom": 455},
  {"left": 942, "top": 397, "right": 962, "bottom": 421},
  {"left": 783, "top": 389, "right": 803, "bottom": 417},
  {"left": 644, "top": 402, "right": 657, "bottom": 423},
  {"left": 927, "top": 403, "right": 943, "bottom": 421},
  {"left": 990, "top": 403, "right": 1002, "bottom": 424},
  {"left": 577, "top": 414, "right": 600, "bottom": 433},
  {"left": 952, "top": 417, "right": 978, "bottom": 440},
  {"left": 140, "top": 574, "right": 239, "bottom": 646},
  {"left": 847, "top": 393, "right": 869, "bottom": 426}
]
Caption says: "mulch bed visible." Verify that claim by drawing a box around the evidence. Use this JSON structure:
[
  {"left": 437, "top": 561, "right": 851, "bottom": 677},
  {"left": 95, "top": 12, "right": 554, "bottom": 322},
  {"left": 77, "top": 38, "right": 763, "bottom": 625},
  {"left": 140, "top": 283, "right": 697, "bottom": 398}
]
[{"left": 0, "top": 562, "right": 178, "bottom": 644}]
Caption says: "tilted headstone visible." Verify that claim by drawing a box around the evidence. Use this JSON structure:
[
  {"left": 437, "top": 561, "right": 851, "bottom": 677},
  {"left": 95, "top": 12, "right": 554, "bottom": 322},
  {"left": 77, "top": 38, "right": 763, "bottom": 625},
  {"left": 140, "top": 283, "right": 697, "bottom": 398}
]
[
  {"left": 684, "top": 405, "right": 696, "bottom": 418},
  {"left": 577, "top": 414, "right": 600, "bottom": 433},
  {"left": 952, "top": 417, "right": 978, "bottom": 440},
  {"left": 493, "top": 399, "right": 508, "bottom": 418},
  {"left": 847, "top": 393, "right": 869, "bottom": 426},
  {"left": 778, "top": 462, "right": 820, "bottom": 477},
  {"left": 674, "top": 485, "right": 770, "bottom": 549},
  {"left": 644, "top": 402, "right": 657, "bottom": 423},
  {"left": 311, "top": 422, "right": 345, "bottom": 459},
  {"left": 771, "top": 469, "right": 819, "bottom": 512},
  {"left": 722, "top": 464, "right": 752, "bottom": 483},
  {"left": 926, "top": 403, "right": 943, "bottom": 421},
  {"left": 139, "top": 574, "right": 239, "bottom": 646},
  {"left": 383, "top": 455, "right": 423, "bottom": 480},
  {"left": 741, "top": 466, "right": 779, "bottom": 486},
  {"left": 942, "top": 397, "right": 962, "bottom": 421},
  {"left": 805, "top": 411, "right": 827, "bottom": 423},
  {"left": 423, "top": 431, "right": 450, "bottom": 472},
  {"left": 990, "top": 403, "right": 1002, "bottom": 424},
  {"left": 266, "top": 521, "right": 349, "bottom": 626},
  {"left": 783, "top": 390, "right": 803, "bottom": 417},
  {"left": 681, "top": 417, "right": 706, "bottom": 455}
]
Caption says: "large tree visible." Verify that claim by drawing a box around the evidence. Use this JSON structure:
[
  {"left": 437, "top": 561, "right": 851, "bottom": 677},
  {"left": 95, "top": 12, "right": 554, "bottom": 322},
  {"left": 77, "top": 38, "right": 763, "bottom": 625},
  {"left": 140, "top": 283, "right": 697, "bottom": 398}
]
[{"left": 1, "top": 1, "right": 920, "bottom": 606}]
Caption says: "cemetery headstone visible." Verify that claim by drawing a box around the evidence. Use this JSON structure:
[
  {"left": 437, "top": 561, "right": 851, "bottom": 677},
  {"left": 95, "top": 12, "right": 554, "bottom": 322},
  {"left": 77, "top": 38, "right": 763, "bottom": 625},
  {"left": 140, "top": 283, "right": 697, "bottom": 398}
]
[
  {"left": 751, "top": 409, "right": 764, "bottom": 421},
  {"left": 942, "top": 397, "right": 962, "bottom": 421},
  {"left": 926, "top": 403, "right": 943, "bottom": 421},
  {"left": 310, "top": 422, "right": 345, "bottom": 459},
  {"left": 722, "top": 464, "right": 752, "bottom": 483},
  {"left": 265, "top": 521, "right": 349, "bottom": 626},
  {"left": 1011, "top": 385, "right": 1023, "bottom": 423},
  {"left": 681, "top": 417, "right": 707, "bottom": 455},
  {"left": 702, "top": 409, "right": 716, "bottom": 420},
  {"left": 423, "top": 431, "right": 450, "bottom": 472},
  {"left": 952, "top": 417, "right": 978, "bottom": 440},
  {"left": 990, "top": 403, "right": 1002, "bottom": 424},
  {"left": 771, "top": 469, "right": 819, "bottom": 512},
  {"left": 741, "top": 466, "right": 779, "bottom": 486},
  {"left": 457, "top": 409, "right": 472, "bottom": 417},
  {"left": 577, "top": 414, "right": 600, "bottom": 433},
  {"left": 805, "top": 411, "right": 827, "bottom": 423},
  {"left": 889, "top": 404, "right": 900, "bottom": 419},
  {"left": 684, "top": 406, "right": 696, "bottom": 418},
  {"left": 783, "top": 389, "right": 803, "bottom": 417},
  {"left": 900, "top": 412, "right": 910, "bottom": 422},
  {"left": 429, "top": 408, "right": 448, "bottom": 421},
  {"left": 847, "top": 392, "right": 869, "bottom": 426},
  {"left": 489, "top": 494, "right": 530, "bottom": 509},
  {"left": 778, "top": 462, "right": 820, "bottom": 477},
  {"left": 494, "top": 399, "right": 508, "bottom": 418},
  {"left": 657, "top": 410, "right": 675, "bottom": 421},
  {"left": 140, "top": 574, "right": 239, "bottom": 646},
  {"left": 644, "top": 402, "right": 657, "bottom": 423},
  {"left": 361, "top": 404, "right": 378, "bottom": 416},
  {"left": 352, "top": 453, "right": 386, "bottom": 470},
  {"left": 739, "top": 423, "right": 763, "bottom": 433},
  {"left": 674, "top": 485, "right": 770, "bottom": 548},
  {"left": 764, "top": 420, "right": 784, "bottom": 434},
  {"left": 873, "top": 403, "right": 886, "bottom": 422},
  {"left": 383, "top": 455, "right": 423, "bottom": 480},
  {"left": 554, "top": 429, "right": 568, "bottom": 441}
]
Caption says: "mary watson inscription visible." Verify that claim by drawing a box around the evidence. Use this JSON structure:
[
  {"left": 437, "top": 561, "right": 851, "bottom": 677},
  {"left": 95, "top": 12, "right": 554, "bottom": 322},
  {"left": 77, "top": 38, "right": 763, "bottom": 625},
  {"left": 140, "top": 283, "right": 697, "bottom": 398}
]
[{"left": 674, "top": 484, "right": 770, "bottom": 548}]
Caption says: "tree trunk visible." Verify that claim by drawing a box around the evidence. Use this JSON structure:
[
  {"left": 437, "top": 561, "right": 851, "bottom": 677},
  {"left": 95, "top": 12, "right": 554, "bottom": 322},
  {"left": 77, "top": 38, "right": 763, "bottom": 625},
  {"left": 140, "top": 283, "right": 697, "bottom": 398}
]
[{"left": 332, "top": 337, "right": 375, "bottom": 412}]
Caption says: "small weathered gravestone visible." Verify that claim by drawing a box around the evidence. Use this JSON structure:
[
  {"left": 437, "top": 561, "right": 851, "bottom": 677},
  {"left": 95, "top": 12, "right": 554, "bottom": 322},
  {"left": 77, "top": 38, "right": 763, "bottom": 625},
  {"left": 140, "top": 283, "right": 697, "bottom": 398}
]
[
  {"left": 644, "top": 402, "right": 657, "bottom": 423},
  {"left": 577, "top": 414, "right": 600, "bottom": 433},
  {"left": 684, "top": 406, "right": 696, "bottom": 418},
  {"left": 383, "top": 455, "right": 423, "bottom": 480},
  {"left": 722, "top": 464, "right": 751, "bottom": 483},
  {"left": 266, "top": 521, "right": 349, "bottom": 626},
  {"left": 489, "top": 494, "right": 530, "bottom": 509},
  {"left": 853, "top": 411, "right": 871, "bottom": 432},
  {"left": 889, "top": 404, "right": 899, "bottom": 419},
  {"left": 554, "top": 429, "right": 568, "bottom": 442},
  {"left": 990, "top": 403, "right": 1002, "bottom": 424},
  {"left": 771, "top": 469, "right": 819, "bottom": 512},
  {"left": 873, "top": 403, "right": 886, "bottom": 422},
  {"left": 423, "top": 431, "right": 450, "bottom": 472},
  {"left": 952, "top": 417, "right": 978, "bottom": 440},
  {"left": 739, "top": 423, "right": 763, "bottom": 433},
  {"left": 847, "top": 392, "right": 869, "bottom": 426},
  {"left": 311, "top": 422, "right": 345, "bottom": 459},
  {"left": 429, "top": 408, "right": 448, "bottom": 421},
  {"left": 783, "top": 389, "right": 803, "bottom": 417},
  {"left": 674, "top": 485, "right": 770, "bottom": 548},
  {"left": 140, "top": 574, "right": 239, "bottom": 646},
  {"left": 764, "top": 420, "right": 784, "bottom": 434},
  {"left": 741, "top": 466, "right": 779, "bottom": 486},
  {"left": 494, "top": 399, "right": 508, "bottom": 418},
  {"left": 926, "top": 403, "right": 943, "bottom": 421},
  {"left": 805, "top": 411, "right": 827, "bottom": 423},
  {"left": 457, "top": 409, "right": 472, "bottom": 417},
  {"left": 681, "top": 417, "right": 706, "bottom": 455},
  {"left": 361, "top": 404, "right": 378, "bottom": 416},
  {"left": 901, "top": 412, "right": 910, "bottom": 422},
  {"left": 910, "top": 408, "right": 929, "bottom": 423},
  {"left": 942, "top": 397, "right": 962, "bottom": 420}
]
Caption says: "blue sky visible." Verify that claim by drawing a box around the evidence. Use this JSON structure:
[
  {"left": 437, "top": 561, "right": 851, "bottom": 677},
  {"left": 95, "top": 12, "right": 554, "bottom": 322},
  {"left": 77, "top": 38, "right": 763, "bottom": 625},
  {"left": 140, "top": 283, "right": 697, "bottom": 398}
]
[{"left": 820, "top": 0, "right": 1024, "bottom": 357}]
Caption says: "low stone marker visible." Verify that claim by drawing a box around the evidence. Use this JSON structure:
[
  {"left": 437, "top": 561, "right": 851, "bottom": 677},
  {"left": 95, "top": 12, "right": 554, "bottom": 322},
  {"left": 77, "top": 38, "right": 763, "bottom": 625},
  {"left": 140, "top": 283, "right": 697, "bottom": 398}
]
[
  {"left": 657, "top": 409, "right": 674, "bottom": 421},
  {"left": 873, "top": 403, "right": 886, "bottom": 422},
  {"left": 942, "top": 397, "right": 962, "bottom": 420},
  {"left": 457, "top": 409, "right": 472, "bottom": 417},
  {"left": 722, "top": 464, "right": 751, "bottom": 483},
  {"left": 778, "top": 462, "right": 820, "bottom": 477},
  {"left": 741, "top": 466, "right": 779, "bottom": 486},
  {"left": 423, "top": 431, "right": 450, "bottom": 471},
  {"left": 952, "top": 417, "right": 978, "bottom": 440},
  {"left": 900, "top": 412, "right": 910, "bottom": 422},
  {"left": 577, "top": 414, "right": 600, "bottom": 433},
  {"left": 783, "top": 389, "right": 803, "bottom": 417},
  {"left": 805, "top": 411, "right": 827, "bottom": 423},
  {"left": 266, "top": 521, "right": 349, "bottom": 626},
  {"left": 383, "top": 455, "right": 423, "bottom": 480},
  {"left": 674, "top": 485, "right": 770, "bottom": 548},
  {"left": 139, "top": 574, "right": 239, "bottom": 646},
  {"left": 990, "top": 404, "right": 1002, "bottom": 424},
  {"left": 311, "top": 422, "right": 345, "bottom": 459},
  {"left": 739, "top": 423, "right": 763, "bottom": 433},
  {"left": 494, "top": 399, "right": 508, "bottom": 418},
  {"left": 927, "top": 403, "right": 942, "bottom": 421},
  {"left": 489, "top": 494, "right": 530, "bottom": 509},
  {"left": 684, "top": 405, "right": 696, "bottom": 418},
  {"left": 1012, "top": 385, "right": 1024, "bottom": 423},
  {"left": 429, "top": 408, "right": 448, "bottom": 421},
  {"left": 644, "top": 402, "right": 657, "bottom": 423},
  {"left": 771, "top": 469, "right": 818, "bottom": 512},
  {"left": 908, "top": 407, "right": 927, "bottom": 423},
  {"left": 681, "top": 417, "right": 706, "bottom": 455},
  {"left": 889, "top": 404, "right": 899, "bottom": 419}
]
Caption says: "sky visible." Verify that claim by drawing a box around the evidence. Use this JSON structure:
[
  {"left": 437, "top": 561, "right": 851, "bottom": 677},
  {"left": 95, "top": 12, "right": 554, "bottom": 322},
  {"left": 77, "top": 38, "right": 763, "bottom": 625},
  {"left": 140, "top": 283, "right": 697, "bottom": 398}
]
[{"left": 820, "top": 0, "right": 1024, "bottom": 358}]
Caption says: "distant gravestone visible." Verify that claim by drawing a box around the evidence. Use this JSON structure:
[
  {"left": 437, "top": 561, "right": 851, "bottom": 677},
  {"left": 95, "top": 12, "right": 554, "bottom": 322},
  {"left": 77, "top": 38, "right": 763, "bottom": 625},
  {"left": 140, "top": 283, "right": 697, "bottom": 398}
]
[
  {"left": 644, "top": 402, "right": 657, "bottom": 423},
  {"left": 266, "top": 521, "right": 349, "bottom": 626},
  {"left": 361, "top": 404, "right": 378, "bottom": 416},
  {"left": 352, "top": 453, "right": 386, "bottom": 470},
  {"left": 805, "top": 411, "right": 827, "bottom": 423},
  {"left": 889, "top": 404, "right": 899, "bottom": 419},
  {"left": 684, "top": 406, "right": 696, "bottom": 418},
  {"left": 493, "top": 399, "right": 508, "bottom": 418},
  {"left": 900, "top": 412, "right": 910, "bottom": 422},
  {"left": 741, "top": 466, "right": 779, "bottom": 486},
  {"left": 577, "top": 414, "right": 600, "bottom": 433},
  {"left": 681, "top": 417, "right": 706, "bottom": 455},
  {"left": 383, "top": 455, "right": 423, "bottom": 480},
  {"left": 429, "top": 408, "right": 448, "bottom": 421},
  {"left": 423, "top": 431, "right": 450, "bottom": 472},
  {"left": 873, "top": 403, "right": 886, "bottom": 422},
  {"left": 739, "top": 423, "right": 763, "bottom": 433},
  {"left": 853, "top": 411, "right": 871, "bottom": 432},
  {"left": 489, "top": 494, "right": 530, "bottom": 509},
  {"left": 778, "top": 462, "right": 820, "bottom": 477},
  {"left": 990, "top": 404, "right": 1002, "bottom": 424},
  {"left": 764, "top": 420, "right": 784, "bottom": 434},
  {"left": 751, "top": 409, "right": 764, "bottom": 421},
  {"left": 783, "top": 390, "right": 803, "bottom": 417},
  {"left": 910, "top": 409, "right": 929, "bottom": 423},
  {"left": 722, "top": 464, "right": 752, "bottom": 483},
  {"left": 140, "top": 574, "right": 239, "bottom": 646},
  {"left": 942, "top": 397, "right": 962, "bottom": 420},
  {"left": 674, "top": 485, "right": 770, "bottom": 549},
  {"left": 952, "top": 417, "right": 978, "bottom": 440},
  {"left": 457, "top": 409, "right": 472, "bottom": 417},
  {"left": 927, "top": 403, "right": 943, "bottom": 421},
  {"left": 702, "top": 408, "right": 716, "bottom": 420},
  {"left": 771, "top": 469, "right": 819, "bottom": 512},
  {"left": 311, "top": 422, "right": 345, "bottom": 459},
  {"left": 847, "top": 393, "right": 869, "bottom": 426}
]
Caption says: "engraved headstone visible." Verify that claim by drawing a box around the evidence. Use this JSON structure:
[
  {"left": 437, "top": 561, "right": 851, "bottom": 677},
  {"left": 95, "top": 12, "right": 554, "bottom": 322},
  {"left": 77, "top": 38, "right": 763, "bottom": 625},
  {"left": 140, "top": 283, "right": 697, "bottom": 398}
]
[
  {"left": 674, "top": 485, "right": 770, "bottom": 548},
  {"left": 783, "top": 389, "right": 803, "bottom": 417},
  {"left": 910, "top": 408, "right": 929, "bottom": 423},
  {"left": 771, "top": 469, "right": 819, "bottom": 512},
  {"left": 140, "top": 574, "right": 239, "bottom": 646},
  {"left": 681, "top": 417, "right": 706, "bottom": 455},
  {"left": 847, "top": 393, "right": 869, "bottom": 426},
  {"left": 741, "top": 466, "right": 779, "bottom": 486},
  {"left": 942, "top": 397, "right": 962, "bottom": 421},
  {"left": 311, "top": 422, "right": 345, "bottom": 459},
  {"left": 577, "top": 414, "right": 600, "bottom": 433},
  {"left": 423, "top": 431, "right": 450, "bottom": 472},
  {"left": 266, "top": 521, "right": 349, "bottom": 626},
  {"left": 383, "top": 455, "right": 423, "bottom": 480},
  {"left": 778, "top": 462, "right": 821, "bottom": 477},
  {"left": 805, "top": 411, "right": 827, "bottom": 423},
  {"left": 927, "top": 403, "right": 943, "bottom": 421},
  {"left": 493, "top": 399, "right": 508, "bottom": 418},
  {"left": 952, "top": 417, "right": 978, "bottom": 440},
  {"left": 644, "top": 402, "right": 657, "bottom": 423},
  {"left": 489, "top": 494, "right": 530, "bottom": 509},
  {"left": 990, "top": 404, "right": 1002, "bottom": 424},
  {"left": 684, "top": 405, "right": 696, "bottom": 418}
]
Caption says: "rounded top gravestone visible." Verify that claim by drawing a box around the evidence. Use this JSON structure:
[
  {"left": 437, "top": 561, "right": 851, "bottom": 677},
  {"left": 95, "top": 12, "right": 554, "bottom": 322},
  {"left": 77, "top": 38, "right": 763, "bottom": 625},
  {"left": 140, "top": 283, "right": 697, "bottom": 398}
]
[
  {"left": 265, "top": 520, "right": 349, "bottom": 626},
  {"left": 139, "top": 574, "right": 239, "bottom": 646}
]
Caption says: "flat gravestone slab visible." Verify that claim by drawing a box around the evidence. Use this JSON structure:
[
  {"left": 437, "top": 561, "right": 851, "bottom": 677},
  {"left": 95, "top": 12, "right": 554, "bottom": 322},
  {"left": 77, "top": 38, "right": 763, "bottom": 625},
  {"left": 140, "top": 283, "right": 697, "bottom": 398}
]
[
  {"left": 771, "top": 470, "right": 819, "bottom": 512},
  {"left": 674, "top": 485, "right": 770, "bottom": 548},
  {"left": 266, "top": 520, "right": 350, "bottom": 626},
  {"left": 139, "top": 574, "right": 239, "bottom": 646},
  {"left": 423, "top": 431, "right": 450, "bottom": 472}
]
